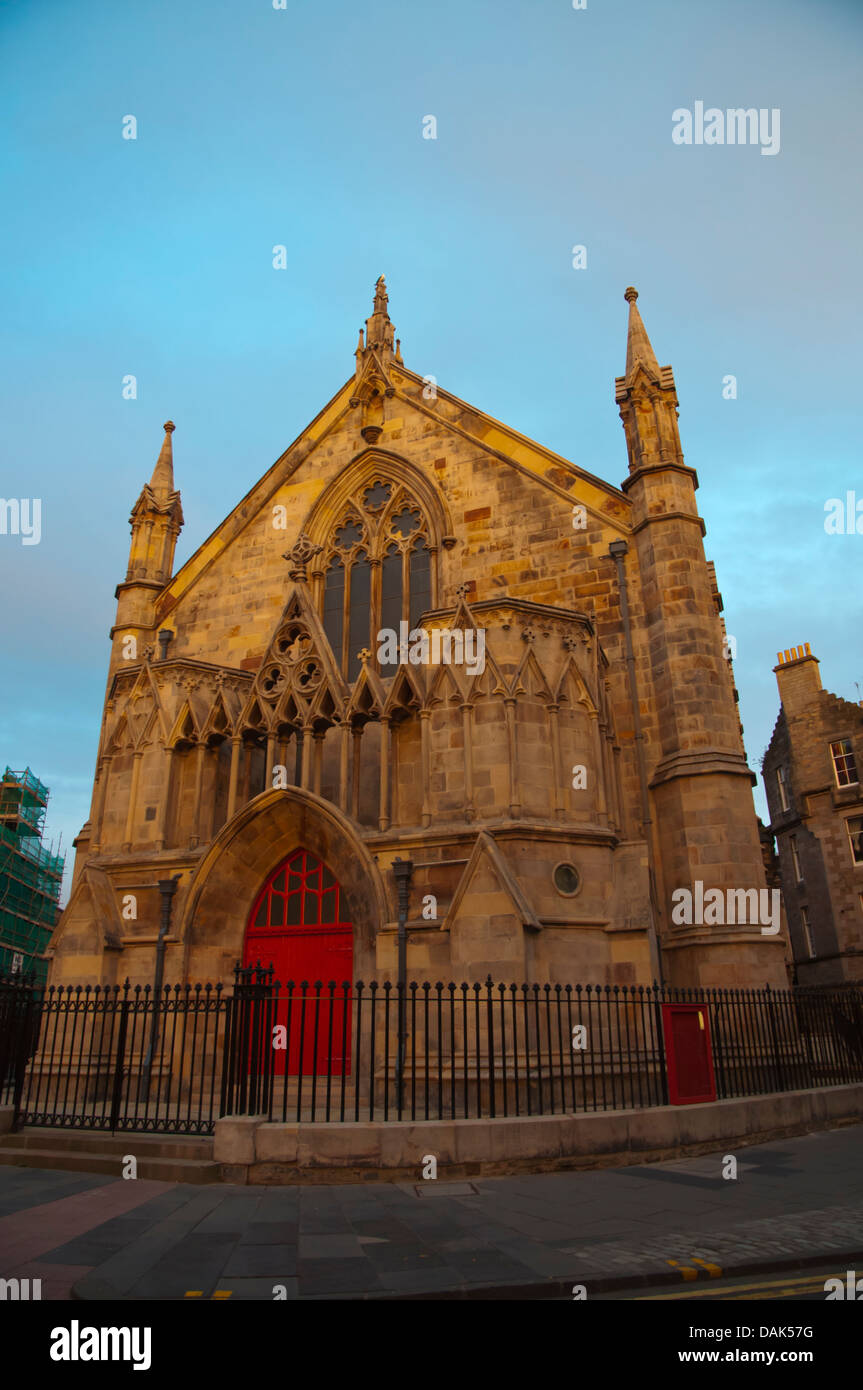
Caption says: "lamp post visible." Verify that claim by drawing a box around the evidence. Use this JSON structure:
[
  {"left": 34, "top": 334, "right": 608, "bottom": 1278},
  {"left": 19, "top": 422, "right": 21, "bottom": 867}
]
[
  {"left": 141, "top": 873, "right": 181, "bottom": 1102},
  {"left": 392, "top": 856, "right": 413, "bottom": 1111},
  {"left": 608, "top": 540, "right": 663, "bottom": 985}
]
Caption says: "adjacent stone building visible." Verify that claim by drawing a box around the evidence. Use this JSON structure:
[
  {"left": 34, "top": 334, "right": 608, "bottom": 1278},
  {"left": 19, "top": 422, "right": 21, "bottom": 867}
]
[
  {"left": 49, "top": 280, "right": 788, "bottom": 993},
  {"left": 763, "top": 645, "right": 863, "bottom": 984}
]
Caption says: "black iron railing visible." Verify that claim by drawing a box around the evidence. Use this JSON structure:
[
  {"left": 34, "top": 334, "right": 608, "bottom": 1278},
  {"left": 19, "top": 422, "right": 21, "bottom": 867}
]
[
  {"left": 1, "top": 977, "right": 225, "bottom": 1135},
  {"left": 1, "top": 968, "right": 862, "bottom": 1134}
]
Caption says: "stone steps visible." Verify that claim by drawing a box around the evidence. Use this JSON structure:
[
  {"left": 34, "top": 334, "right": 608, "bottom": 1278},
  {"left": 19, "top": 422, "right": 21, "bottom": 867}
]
[{"left": 0, "top": 1128, "right": 220, "bottom": 1183}]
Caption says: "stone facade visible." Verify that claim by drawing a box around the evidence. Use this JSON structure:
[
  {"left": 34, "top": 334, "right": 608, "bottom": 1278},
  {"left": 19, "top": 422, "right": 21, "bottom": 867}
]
[
  {"left": 763, "top": 645, "right": 863, "bottom": 984},
  {"left": 49, "top": 280, "right": 788, "bottom": 992}
]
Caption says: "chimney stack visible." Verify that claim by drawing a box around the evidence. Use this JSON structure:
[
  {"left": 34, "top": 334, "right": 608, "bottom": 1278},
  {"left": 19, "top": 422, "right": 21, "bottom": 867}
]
[{"left": 774, "top": 643, "right": 822, "bottom": 715}]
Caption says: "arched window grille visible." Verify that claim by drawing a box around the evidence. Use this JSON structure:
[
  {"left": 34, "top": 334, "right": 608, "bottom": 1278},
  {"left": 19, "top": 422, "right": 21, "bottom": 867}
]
[{"left": 320, "top": 482, "right": 432, "bottom": 680}]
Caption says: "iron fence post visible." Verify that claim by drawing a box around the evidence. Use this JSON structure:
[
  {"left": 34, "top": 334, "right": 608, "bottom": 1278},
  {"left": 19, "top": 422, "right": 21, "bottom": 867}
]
[
  {"left": 141, "top": 874, "right": 181, "bottom": 1104},
  {"left": 392, "top": 857, "right": 413, "bottom": 1114},
  {"left": 109, "top": 995, "right": 130, "bottom": 1133}
]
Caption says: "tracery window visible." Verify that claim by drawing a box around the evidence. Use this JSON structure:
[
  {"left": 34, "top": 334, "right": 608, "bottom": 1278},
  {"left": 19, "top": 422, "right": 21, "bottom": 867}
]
[{"left": 321, "top": 480, "right": 432, "bottom": 680}]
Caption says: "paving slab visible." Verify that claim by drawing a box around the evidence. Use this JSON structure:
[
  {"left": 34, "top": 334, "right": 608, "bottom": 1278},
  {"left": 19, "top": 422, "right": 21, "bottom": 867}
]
[{"left": 1, "top": 1124, "right": 861, "bottom": 1299}]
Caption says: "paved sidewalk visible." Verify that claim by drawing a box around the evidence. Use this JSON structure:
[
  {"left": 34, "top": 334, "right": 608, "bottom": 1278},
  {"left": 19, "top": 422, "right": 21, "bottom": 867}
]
[{"left": 1, "top": 1125, "right": 862, "bottom": 1299}]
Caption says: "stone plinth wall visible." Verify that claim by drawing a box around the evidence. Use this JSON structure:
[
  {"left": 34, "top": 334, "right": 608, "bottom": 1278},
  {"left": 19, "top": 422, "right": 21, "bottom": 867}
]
[{"left": 213, "top": 1082, "right": 863, "bottom": 1183}]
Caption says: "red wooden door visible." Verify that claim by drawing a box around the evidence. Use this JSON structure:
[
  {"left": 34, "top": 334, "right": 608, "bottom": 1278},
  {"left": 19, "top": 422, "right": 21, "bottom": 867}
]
[
  {"left": 662, "top": 1003, "right": 717, "bottom": 1105},
  {"left": 243, "top": 849, "right": 353, "bottom": 1076}
]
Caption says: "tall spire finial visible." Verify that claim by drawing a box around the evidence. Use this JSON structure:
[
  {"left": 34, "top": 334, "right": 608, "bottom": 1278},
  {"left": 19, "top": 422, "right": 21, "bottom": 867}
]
[
  {"left": 361, "top": 274, "right": 397, "bottom": 364},
  {"left": 624, "top": 286, "right": 661, "bottom": 382},
  {"left": 149, "top": 420, "right": 176, "bottom": 496}
]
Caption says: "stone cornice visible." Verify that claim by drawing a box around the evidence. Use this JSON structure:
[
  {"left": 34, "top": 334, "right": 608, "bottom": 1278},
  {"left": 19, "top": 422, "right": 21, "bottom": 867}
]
[
  {"left": 113, "top": 579, "right": 165, "bottom": 602},
  {"left": 421, "top": 596, "right": 596, "bottom": 631},
  {"left": 661, "top": 929, "right": 787, "bottom": 950},
  {"left": 363, "top": 821, "right": 621, "bottom": 850},
  {"left": 649, "top": 748, "right": 757, "bottom": 789},
  {"left": 108, "top": 658, "right": 253, "bottom": 701},
  {"left": 621, "top": 461, "right": 699, "bottom": 493},
  {"left": 631, "top": 510, "right": 706, "bottom": 539}
]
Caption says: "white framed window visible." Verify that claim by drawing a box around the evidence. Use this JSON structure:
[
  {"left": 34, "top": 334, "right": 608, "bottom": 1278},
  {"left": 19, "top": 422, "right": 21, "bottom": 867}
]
[
  {"left": 846, "top": 816, "right": 863, "bottom": 866},
  {"left": 789, "top": 834, "right": 803, "bottom": 884},
  {"left": 831, "top": 739, "right": 859, "bottom": 788},
  {"left": 800, "top": 906, "right": 815, "bottom": 958},
  {"left": 776, "top": 765, "right": 790, "bottom": 813}
]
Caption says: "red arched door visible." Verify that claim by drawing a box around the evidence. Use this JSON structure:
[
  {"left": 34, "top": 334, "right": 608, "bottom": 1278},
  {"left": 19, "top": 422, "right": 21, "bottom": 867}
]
[{"left": 243, "top": 849, "right": 353, "bottom": 1076}]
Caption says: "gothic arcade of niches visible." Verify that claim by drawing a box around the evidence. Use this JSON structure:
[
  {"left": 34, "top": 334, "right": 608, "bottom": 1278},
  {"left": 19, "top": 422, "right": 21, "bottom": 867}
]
[{"left": 50, "top": 281, "right": 787, "bottom": 992}]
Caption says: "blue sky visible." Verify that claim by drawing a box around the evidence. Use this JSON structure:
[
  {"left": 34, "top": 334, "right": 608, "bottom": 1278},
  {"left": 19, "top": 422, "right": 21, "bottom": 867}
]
[{"left": 1, "top": 0, "right": 860, "bottom": 898}]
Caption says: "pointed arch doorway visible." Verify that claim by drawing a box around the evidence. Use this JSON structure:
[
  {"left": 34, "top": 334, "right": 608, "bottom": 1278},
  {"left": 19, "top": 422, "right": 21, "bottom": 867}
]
[{"left": 243, "top": 848, "right": 353, "bottom": 1075}]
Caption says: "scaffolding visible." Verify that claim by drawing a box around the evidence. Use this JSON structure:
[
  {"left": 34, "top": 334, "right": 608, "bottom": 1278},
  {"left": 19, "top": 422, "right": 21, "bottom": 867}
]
[{"left": 0, "top": 768, "right": 64, "bottom": 983}]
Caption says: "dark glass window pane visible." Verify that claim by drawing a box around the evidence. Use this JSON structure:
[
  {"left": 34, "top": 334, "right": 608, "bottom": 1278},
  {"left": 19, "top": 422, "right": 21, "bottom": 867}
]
[
  {"left": 347, "top": 553, "right": 371, "bottom": 682},
  {"left": 409, "top": 540, "right": 431, "bottom": 629},
  {"left": 269, "top": 893, "right": 285, "bottom": 926},
  {"left": 272, "top": 870, "right": 286, "bottom": 893},
  {"left": 324, "top": 561, "right": 344, "bottom": 669},
  {"left": 320, "top": 888, "right": 337, "bottom": 924},
  {"left": 334, "top": 520, "right": 363, "bottom": 549},
  {"left": 553, "top": 863, "right": 580, "bottom": 896},
  {"left": 363, "top": 482, "right": 391, "bottom": 510},
  {"left": 287, "top": 892, "right": 302, "bottom": 925},
  {"left": 321, "top": 865, "right": 335, "bottom": 890},
  {"left": 303, "top": 891, "right": 319, "bottom": 925},
  {"left": 391, "top": 507, "right": 420, "bottom": 538},
  {"left": 254, "top": 896, "right": 268, "bottom": 927},
  {"left": 380, "top": 546, "right": 402, "bottom": 670}
]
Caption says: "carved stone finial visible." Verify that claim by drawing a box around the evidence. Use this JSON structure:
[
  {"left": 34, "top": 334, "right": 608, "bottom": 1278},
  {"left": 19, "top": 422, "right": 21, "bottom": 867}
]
[
  {"left": 357, "top": 647, "right": 372, "bottom": 665},
  {"left": 283, "top": 532, "right": 323, "bottom": 582},
  {"left": 624, "top": 287, "right": 638, "bottom": 303}
]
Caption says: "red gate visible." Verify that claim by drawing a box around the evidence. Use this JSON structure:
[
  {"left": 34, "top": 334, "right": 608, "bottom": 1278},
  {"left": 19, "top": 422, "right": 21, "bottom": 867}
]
[
  {"left": 662, "top": 1003, "right": 717, "bottom": 1105},
  {"left": 243, "top": 849, "right": 353, "bottom": 1076}
]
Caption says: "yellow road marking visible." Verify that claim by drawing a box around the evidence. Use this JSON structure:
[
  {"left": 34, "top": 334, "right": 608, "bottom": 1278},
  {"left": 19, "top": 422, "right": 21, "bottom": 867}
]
[
  {"left": 691, "top": 1258, "right": 722, "bottom": 1278},
  {"left": 666, "top": 1258, "right": 699, "bottom": 1280},
  {"left": 638, "top": 1271, "right": 835, "bottom": 1300},
  {"left": 722, "top": 1280, "right": 828, "bottom": 1301}
]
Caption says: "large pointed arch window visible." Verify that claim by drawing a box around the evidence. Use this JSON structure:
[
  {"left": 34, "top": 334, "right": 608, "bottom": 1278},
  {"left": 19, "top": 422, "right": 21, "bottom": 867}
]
[{"left": 320, "top": 481, "right": 432, "bottom": 680}]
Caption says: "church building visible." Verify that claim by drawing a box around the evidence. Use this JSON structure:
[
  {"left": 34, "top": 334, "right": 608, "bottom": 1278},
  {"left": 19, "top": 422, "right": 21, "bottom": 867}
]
[{"left": 49, "top": 280, "right": 788, "bottom": 993}]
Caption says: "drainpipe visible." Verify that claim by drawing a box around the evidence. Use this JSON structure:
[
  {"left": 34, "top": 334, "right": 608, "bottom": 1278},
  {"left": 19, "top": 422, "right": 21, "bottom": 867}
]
[
  {"left": 141, "top": 873, "right": 182, "bottom": 1102},
  {"left": 392, "top": 856, "right": 413, "bottom": 1111},
  {"left": 608, "top": 541, "right": 663, "bottom": 985}
]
